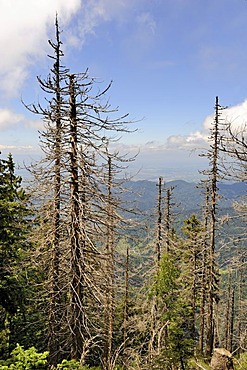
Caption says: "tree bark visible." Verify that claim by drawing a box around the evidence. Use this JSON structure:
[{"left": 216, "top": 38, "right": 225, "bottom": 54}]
[{"left": 69, "top": 74, "right": 85, "bottom": 360}]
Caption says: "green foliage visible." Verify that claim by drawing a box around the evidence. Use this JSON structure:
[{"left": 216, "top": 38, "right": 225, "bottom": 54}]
[
  {"left": 0, "top": 153, "right": 30, "bottom": 314},
  {"left": 0, "top": 314, "right": 10, "bottom": 357},
  {"left": 0, "top": 344, "right": 48, "bottom": 370},
  {"left": 150, "top": 252, "right": 194, "bottom": 369},
  {"left": 57, "top": 359, "right": 82, "bottom": 370},
  {"left": 182, "top": 214, "right": 202, "bottom": 237},
  {"left": 0, "top": 154, "right": 35, "bottom": 357},
  {"left": 234, "top": 352, "right": 247, "bottom": 370},
  {"left": 154, "top": 253, "right": 179, "bottom": 300}
]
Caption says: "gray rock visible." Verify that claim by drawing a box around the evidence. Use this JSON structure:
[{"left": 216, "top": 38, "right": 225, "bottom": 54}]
[{"left": 210, "top": 348, "right": 234, "bottom": 370}]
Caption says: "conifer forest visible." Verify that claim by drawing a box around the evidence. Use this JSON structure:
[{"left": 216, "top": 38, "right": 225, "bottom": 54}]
[{"left": 1, "top": 18, "right": 247, "bottom": 370}]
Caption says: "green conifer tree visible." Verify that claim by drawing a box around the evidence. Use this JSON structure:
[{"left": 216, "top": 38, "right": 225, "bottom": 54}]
[{"left": 0, "top": 153, "right": 31, "bottom": 357}]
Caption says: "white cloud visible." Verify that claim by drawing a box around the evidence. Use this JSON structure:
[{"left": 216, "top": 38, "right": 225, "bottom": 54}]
[
  {"left": 0, "top": 109, "right": 23, "bottom": 130},
  {"left": 0, "top": 0, "right": 81, "bottom": 97},
  {"left": 0, "top": 108, "right": 43, "bottom": 131},
  {"left": 166, "top": 131, "right": 208, "bottom": 150},
  {"left": 0, "top": 144, "right": 33, "bottom": 151},
  {"left": 0, "top": 144, "right": 37, "bottom": 160},
  {"left": 203, "top": 99, "right": 247, "bottom": 131},
  {"left": 0, "top": 0, "right": 149, "bottom": 97},
  {"left": 162, "top": 99, "right": 247, "bottom": 152}
]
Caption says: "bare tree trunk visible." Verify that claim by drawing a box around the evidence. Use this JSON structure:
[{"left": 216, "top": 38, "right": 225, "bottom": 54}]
[
  {"left": 48, "top": 16, "right": 63, "bottom": 364},
  {"left": 164, "top": 186, "right": 175, "bottom": 254},
  {"left": 205, "top": 96, "right": 220, "bottom": 356},
  {"left": 199, "top": 249, "right": 207, "bottom": 354},
  {"left": 229, "top": 289, "right": 234, "bottom": 353},
  {"left": 156, "top": 177, "right": 163, "bottom": 266},
  {"left": 236, "top": 254, "right": 243, "bottom": 353},
  {"left": 104, "top": 156, "right": 115, "bottom": 370},
  {"left": 199, "top": 185, "right": 210, "bottom": 355},
  {"left": 224, "top": 269, "right": 235, "bottom": 352},
  {"left": 191, "top": 236, "right": 197, "bottom": 343},
  {"left": 69, "top": 74, "right": 85, "bottom": 360},
  {"left": 148, "top": 178, "right": 164, "bottom": 362},
  {"left": 122, "top": 244, "right": 129, "bottom": 370},
  {"left": 123, "top": 244, "right": 129, "bottom": 344}
]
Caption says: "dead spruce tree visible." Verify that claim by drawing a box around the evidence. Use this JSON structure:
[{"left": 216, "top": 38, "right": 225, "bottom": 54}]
[
  {"left": 49, "top": 16, "right": 65, "bottom": 362},
  {"left": 103, "top": 156, "right": 115, "bottom": 370},
  {"left": 68, "top": 74, "right": 86, "bottom": 360},
  {"left": 200, "top": 96, "right": 224, "bottom": 355},
  {"left": 224, "top": 268, "right": 234, "bottom": 352},
  {"left": 164, "top": 185, "right": 176, "bottom": 254},
  {"left": 25, "top": 20, "right": 135, "bottom": 365},
  {"left": 106, "top": 158, "right": 138, "bottom": 370},
  {"left": 24, "top": 16, "right": 69, "bottom": 364},
  {"left": 198, "top": 184, "right": 210, "bottom": 355},
  {"left": 156, "top": 177, "right": 165, "bottom": 267},
  {"left": 102, "top": 156, "right": 129, "bottom": 370},
  {"left": 145, "top": 177, "right": 163, "bottom": 366}
]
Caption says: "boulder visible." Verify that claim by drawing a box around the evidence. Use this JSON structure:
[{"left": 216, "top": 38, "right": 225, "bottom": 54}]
[{"left": 210, "top": 348, "right": 234, "bottom": 370}]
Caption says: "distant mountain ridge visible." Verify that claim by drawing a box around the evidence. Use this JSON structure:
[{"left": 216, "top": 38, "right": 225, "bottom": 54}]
[{"left": 122, "top": 179, "right": 246, "bottom": 214}]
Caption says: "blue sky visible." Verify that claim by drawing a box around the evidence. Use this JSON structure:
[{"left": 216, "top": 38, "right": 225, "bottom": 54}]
[{"left": 1, "top": 0, "right": 247, "bottom": 180}]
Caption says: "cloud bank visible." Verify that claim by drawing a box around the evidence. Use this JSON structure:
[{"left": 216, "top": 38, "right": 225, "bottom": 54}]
[
  {"left": 163, "top": 99, "right": 247, "bottom": 152},
  {"left": 0, "top": 0, "right": 81, "bottom": 97},
  {"left": 0, "top": 108, "right": 43, "bottom": 131},
  {"left": 0, "top": 0, "right": 150, "bottom": 97}
]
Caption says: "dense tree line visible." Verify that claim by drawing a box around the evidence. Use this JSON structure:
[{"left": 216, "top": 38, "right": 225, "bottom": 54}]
[{"left": 0, "top": 19, "right": 247, "bottom": 370}]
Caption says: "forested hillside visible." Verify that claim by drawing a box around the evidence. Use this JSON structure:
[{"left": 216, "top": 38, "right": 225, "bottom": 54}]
[{"left": 0, "top": 18, "right": 247, "bottom": 370}]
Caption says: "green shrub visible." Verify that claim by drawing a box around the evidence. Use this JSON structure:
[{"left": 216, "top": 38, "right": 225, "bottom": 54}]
[
  {"left": 0, "top": 344, "right": 48, "bottom": 370},
  {"left": 57, "top": 360, "right": 82, "bottom": 370}
]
